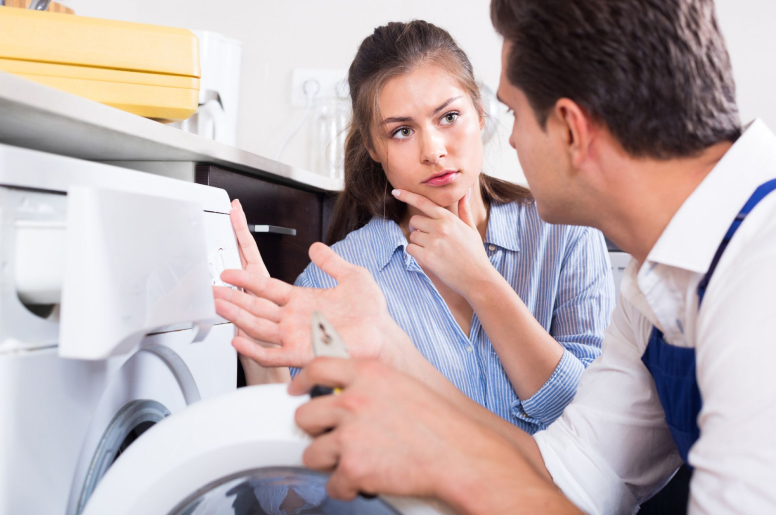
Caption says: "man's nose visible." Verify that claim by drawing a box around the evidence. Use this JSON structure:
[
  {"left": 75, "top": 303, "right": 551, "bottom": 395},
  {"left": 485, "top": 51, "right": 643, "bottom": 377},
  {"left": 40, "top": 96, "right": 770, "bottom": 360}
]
[{"left": 420, "top": 131, "right": 447, "bottom": 165}]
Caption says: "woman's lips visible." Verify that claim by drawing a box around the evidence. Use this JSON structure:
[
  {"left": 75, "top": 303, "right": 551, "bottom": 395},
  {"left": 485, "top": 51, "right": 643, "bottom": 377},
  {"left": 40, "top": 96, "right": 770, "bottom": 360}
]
[{"left": 423, "top": 171, "right": 460, "bottom": 187}]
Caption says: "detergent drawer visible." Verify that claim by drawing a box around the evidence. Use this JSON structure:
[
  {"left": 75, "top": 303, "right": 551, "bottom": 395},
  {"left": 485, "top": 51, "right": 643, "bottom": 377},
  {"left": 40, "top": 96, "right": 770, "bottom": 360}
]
[{"left": 195, "top": 164, "right": 335, "bottom": 285}]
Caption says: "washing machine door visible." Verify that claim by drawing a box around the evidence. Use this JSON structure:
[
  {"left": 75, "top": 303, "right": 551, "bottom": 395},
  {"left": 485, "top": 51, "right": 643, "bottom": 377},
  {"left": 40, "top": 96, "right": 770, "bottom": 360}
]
[{"left": 81, "top": 384, "right": 453, "bottom": 515}]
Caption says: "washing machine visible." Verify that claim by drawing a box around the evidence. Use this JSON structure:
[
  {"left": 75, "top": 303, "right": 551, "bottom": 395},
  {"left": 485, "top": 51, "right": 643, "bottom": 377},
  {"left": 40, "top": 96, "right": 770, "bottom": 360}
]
[{"left": 0, "top": 144, "right": 450, "bottom": 515}]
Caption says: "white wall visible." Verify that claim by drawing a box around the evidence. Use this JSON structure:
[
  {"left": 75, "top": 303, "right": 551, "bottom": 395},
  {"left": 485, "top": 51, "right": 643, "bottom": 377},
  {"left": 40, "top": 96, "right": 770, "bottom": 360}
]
[{"left": 63, "top": 0, "right": 776, "bottom": 186}]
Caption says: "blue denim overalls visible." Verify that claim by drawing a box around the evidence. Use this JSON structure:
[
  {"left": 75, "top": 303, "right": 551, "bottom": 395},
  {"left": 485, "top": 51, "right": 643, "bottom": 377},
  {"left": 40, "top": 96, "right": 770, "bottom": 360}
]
[{"left": 641, "top": 178, "right": 776, "bottom": 465}]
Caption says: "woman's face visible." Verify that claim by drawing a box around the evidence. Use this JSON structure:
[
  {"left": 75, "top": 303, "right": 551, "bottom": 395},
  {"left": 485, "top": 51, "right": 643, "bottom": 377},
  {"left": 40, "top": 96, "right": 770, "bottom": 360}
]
[{"left": 368, "top": 65, "right": 485, "bottom": 209}]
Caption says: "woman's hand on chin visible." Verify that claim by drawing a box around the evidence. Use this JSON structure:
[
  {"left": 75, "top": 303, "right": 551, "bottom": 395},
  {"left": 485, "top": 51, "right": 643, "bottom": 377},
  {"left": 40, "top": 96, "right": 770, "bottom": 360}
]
[
  {"left": 393, "top": 188, "right": 495, "bottom": 298},
  {"left": 213, "top": 242, "right": 409, "bottom": 369}
]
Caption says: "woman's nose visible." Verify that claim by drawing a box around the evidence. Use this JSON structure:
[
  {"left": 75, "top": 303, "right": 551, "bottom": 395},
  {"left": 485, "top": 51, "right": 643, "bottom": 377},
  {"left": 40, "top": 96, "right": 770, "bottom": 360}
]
[{"left": 420, "top": 132, "right": 447, "bottom": 165}]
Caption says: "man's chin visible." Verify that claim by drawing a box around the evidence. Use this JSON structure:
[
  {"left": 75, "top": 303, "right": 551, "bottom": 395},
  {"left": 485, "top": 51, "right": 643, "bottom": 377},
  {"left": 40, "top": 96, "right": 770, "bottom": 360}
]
[{"left": 534, "top": 200, "right": 571, "bottom": 225}]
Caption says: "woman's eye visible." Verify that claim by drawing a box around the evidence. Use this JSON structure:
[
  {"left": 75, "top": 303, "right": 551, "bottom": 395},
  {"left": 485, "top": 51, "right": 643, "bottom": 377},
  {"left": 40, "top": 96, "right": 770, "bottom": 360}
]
[
  {"left": 441, "top": 112, "right": 459, "bottom": 124},
  {"left": 392, "top": 127, "right": 413, "bottom": 139}
]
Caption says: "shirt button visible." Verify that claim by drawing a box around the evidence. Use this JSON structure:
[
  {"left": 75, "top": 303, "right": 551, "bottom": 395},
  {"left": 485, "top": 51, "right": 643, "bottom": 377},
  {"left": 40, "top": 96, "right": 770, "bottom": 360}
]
[
  {"left": 488, "top": 244, "right": 496, "bottom": 251},
  {"left": 467, "top": 346, "right": 474, "bottom": 353}
]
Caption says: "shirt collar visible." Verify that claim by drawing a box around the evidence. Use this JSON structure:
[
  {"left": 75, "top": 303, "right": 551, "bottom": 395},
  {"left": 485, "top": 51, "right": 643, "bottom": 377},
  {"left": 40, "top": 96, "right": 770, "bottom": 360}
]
[
  {"left": 646, "top": 119, "right": 776, "bottom": 274},
  {"left": 368, "top": 216, "right": 409, "bottom": 271},
  {"left": 484, "top": 201, "right": 521, "bottom": 252}
]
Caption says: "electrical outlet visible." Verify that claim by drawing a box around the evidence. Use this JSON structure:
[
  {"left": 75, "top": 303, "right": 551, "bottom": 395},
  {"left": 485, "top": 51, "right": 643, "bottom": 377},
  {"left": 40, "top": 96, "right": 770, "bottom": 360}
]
[{"left": 291, "top": 69, "right": 348, "bottom": 107}]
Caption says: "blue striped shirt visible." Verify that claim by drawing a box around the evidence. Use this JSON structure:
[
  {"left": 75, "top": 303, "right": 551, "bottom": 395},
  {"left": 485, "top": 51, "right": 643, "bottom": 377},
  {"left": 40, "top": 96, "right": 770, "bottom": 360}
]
[{"left": 295, "top": 200, "right": 614, "bottom": 433}]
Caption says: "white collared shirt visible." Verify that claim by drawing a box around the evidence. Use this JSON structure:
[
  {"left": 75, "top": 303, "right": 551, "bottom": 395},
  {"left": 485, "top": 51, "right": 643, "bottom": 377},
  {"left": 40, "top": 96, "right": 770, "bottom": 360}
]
[{"left": 534, "top": 119, "right": 776, "bottom": 514}]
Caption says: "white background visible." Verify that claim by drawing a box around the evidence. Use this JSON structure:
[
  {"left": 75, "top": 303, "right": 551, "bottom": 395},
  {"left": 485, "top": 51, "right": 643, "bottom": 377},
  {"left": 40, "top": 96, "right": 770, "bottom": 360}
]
[{"left": 64, "top": 0, "right": 776, "bottom": 186}]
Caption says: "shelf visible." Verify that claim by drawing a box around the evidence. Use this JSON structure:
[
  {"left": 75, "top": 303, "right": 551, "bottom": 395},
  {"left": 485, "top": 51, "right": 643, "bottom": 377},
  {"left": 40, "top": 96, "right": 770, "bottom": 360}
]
[{"left": 0, "top": 71, "right": 342, "bottom": 192}]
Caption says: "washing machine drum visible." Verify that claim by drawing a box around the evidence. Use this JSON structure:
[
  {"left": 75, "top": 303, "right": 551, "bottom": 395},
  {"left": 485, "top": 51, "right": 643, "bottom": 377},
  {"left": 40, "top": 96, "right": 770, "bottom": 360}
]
[{"left": 80, "top": 385, "right": 452, "bottom": 515}]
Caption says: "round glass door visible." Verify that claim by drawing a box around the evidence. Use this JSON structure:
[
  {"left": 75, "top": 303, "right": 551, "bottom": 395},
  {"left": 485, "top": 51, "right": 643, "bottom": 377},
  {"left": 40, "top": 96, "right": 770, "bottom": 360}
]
[{"left": 171, "top": 467, "right": 400, "bottom": 515}]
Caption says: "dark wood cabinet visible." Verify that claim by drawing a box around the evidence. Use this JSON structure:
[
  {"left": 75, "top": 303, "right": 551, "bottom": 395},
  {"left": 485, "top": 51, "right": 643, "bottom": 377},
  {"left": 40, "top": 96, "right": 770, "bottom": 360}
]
[{"left": 195, "top": 164, "right": 334, "bottom": 285}]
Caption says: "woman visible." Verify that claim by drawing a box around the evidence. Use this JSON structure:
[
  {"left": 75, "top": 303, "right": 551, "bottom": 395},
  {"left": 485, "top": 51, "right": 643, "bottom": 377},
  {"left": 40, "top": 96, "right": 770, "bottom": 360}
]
[{"left": 232, "top": 20, "right": 614, "bottom": 434}]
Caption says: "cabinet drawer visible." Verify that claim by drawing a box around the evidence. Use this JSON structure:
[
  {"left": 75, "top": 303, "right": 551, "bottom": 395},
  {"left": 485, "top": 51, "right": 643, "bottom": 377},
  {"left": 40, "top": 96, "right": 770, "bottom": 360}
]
[{"left": 195, "top": 165, "right": 322, "bottom": 285}]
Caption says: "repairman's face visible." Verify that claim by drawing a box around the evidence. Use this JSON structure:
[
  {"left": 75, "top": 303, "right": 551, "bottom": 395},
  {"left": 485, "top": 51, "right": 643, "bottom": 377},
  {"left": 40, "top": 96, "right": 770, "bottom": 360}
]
[{"left": 497, "top": 41, "right": 574, "bottom": 224}]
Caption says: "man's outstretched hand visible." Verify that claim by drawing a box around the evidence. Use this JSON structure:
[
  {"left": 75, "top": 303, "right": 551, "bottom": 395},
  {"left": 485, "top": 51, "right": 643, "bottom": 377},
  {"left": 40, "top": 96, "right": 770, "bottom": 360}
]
[{"left": 213, "top": 242, "right": 406, "bottom": 368}]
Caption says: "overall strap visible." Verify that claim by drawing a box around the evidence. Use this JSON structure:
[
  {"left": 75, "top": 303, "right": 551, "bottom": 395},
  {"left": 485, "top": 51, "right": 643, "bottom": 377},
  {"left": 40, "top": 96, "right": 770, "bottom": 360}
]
[{"left": 697, "top": 178, "right": 776, "bottom": 306}]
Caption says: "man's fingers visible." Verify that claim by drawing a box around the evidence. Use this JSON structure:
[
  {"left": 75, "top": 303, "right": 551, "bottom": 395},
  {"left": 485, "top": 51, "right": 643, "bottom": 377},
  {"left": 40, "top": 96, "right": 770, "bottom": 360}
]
[
  {"left": 327, "top": 465, "right": 361, "bottom": 501},
  {"left": 391, "top": 189, "right": 447, "bottom": 219},
  {"left": 296, "top": 395, "right": 347, "bottom": 436},
  {"left": 232, "top": 335, "right": 302, "bottom": 367},
  {"left": 309, "top": 243, "right": 361, "bottom": 281},
  {"left": 230, "top": 199, "right": 269, "bottom": 276},
  {"left": 220, "top": 269, "right": 292, "bottom": 306},
  {"left": 288, "top": 357, "right": 357, "bottom": 395},
  {"left": 302, "top": 430, "right": 341, "bottom": 472},
  {"left": 215, "top": 299, "right": 281, "bottom": 343},
  {"left": 212, "top": 286, "right": 281, "bottom": 322}
]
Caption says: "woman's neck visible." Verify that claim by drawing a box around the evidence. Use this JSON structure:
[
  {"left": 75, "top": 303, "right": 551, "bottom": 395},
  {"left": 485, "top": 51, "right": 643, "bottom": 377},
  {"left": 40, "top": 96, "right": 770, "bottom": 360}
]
[{"left": 401, "top": 184, "right": 490, "bottom": 240}]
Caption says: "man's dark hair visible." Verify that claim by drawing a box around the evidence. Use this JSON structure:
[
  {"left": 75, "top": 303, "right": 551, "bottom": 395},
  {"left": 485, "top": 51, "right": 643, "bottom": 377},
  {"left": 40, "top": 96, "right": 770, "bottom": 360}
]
[{"left": 491, "top": 0, "right": 741, "bottom": 158}]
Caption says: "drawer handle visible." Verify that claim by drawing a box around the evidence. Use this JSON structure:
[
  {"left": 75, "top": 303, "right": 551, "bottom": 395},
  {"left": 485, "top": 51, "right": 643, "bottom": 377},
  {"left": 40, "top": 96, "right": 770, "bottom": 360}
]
[{"left": 250, "top": 225, "right": 297, "bottom": 236}]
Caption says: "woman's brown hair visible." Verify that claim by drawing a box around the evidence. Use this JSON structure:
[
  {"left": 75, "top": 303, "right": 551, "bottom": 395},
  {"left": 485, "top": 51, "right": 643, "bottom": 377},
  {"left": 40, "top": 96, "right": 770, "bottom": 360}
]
[{"left": 326, "top": 20, "right": 532, "bottom": 245}]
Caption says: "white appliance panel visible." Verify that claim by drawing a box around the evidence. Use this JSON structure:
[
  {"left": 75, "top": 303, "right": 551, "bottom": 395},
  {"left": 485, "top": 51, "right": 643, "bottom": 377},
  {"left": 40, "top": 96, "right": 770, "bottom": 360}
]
[{"left": 59, "top": 186, "right": 216, "bottom": 359}]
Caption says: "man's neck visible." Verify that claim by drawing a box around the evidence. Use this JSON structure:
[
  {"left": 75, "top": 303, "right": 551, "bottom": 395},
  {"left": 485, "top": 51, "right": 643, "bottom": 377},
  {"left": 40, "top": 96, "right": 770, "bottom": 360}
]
[{"left": 596, "top": 140, "right": 734, "bottom": 263}]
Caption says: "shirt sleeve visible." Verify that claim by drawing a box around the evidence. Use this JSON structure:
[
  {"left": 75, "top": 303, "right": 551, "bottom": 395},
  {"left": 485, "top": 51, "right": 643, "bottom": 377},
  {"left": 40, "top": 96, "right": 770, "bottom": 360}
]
[
  {"left": 687, "top": 207, "right": 776, "bottom": 514},
  {"left": 534, "top": 297, "right": 682, "bottom": 514},
  {"left": 512, "top": 227, "right": 615, "bottom": 427}
]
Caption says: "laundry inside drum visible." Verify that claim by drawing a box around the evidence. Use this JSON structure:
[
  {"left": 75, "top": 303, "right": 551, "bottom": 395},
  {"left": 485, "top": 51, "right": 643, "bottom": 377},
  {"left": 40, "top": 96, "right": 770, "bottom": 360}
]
[{"left": 170, "top": 466, "right": 401, "bottom": 515}]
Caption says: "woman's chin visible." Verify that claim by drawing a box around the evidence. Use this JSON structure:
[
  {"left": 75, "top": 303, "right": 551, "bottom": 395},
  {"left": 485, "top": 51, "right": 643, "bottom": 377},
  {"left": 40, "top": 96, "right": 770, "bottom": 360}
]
[{"left": 419, "top": 185, "right": 469, "bottom": 208}]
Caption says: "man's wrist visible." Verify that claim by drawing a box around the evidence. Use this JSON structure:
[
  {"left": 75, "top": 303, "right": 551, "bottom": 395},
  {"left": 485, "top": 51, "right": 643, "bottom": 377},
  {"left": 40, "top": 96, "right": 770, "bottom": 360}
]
[{"left": 429, "top": 425, "right": 577, "bottom": 515}]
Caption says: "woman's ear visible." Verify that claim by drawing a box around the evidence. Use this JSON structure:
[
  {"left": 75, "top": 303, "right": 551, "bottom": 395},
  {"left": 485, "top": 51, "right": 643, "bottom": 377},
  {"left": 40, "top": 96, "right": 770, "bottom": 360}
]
[{"left": 367, "top": 146, "right": 381, "bottom": 163}]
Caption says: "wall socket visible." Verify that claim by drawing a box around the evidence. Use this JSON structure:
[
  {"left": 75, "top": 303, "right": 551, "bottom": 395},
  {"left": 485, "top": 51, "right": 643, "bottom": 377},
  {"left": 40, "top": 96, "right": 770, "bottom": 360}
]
[{"left": 291, "top": 68, "right": 348, "bottom": 107}]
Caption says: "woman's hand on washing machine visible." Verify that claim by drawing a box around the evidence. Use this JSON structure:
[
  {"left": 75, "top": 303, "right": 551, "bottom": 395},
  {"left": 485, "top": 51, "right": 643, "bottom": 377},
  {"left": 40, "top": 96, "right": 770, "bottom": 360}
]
[
  {"left": 213, "top": 242, "right": 414, "bottom": 369},
  {"left": 225, "top": 199, "right": 290, "bottom": 384},
  {"left": 229, "top": 199, "right": 270, "bottom": 277}
]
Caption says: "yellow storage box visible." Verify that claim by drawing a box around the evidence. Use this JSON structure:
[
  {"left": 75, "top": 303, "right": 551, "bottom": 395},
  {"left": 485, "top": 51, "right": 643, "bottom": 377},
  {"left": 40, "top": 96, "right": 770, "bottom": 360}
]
[{"left": 0, "top": 8, "right": 200, "bottom": 121}]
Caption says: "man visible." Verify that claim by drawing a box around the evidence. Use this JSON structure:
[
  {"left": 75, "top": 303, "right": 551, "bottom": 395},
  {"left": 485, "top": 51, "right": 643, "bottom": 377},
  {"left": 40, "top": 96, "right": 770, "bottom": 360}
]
[{"left": 214, "top": 0, "right": 776, "bottom": 512}]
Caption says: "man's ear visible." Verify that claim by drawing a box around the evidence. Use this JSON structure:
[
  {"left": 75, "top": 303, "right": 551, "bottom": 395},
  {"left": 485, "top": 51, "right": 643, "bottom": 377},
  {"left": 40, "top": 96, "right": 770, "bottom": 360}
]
[{"left": 551, "top": 98, "right": 592, "bottom": 170}]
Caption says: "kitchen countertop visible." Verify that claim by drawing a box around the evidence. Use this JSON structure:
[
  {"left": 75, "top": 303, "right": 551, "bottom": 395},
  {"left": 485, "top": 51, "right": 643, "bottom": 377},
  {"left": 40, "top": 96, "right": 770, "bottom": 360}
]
[{"left": 0, "top": 72, "right": 343, "bottom": 192}]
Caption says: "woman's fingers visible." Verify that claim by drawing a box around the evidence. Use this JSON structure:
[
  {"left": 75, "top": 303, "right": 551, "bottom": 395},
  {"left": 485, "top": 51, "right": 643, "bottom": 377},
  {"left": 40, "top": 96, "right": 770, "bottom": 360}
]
[
  {"left": 391, "top": 189, "right": 447, "bottom": 219},
  {"left": 457, "top": 187, "right": 476, "bottom": 229},
  {"left": 408, "top": 230, "right": 430, "bottom": 248},
  {"left": 220, "top": 269, "right": 293, "bottom": 306},
  {"left": 229, "top": 199, "right": 269, "bottom": 276},
  {"left": 405, "top": 243, "right": 425, "bottom": 263},
  {"left": 407, "top": 214, "right": 436, "bottom": 233},
  {"left": 213, "top": 286, "right": 281, "bottom": 322}
]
